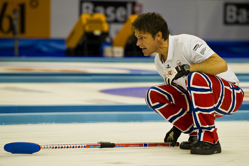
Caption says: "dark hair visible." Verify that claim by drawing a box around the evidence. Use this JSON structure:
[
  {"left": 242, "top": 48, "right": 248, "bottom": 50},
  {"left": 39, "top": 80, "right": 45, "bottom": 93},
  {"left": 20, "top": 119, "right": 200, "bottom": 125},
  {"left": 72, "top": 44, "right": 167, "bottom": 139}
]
[{"left": 132, "top": 12, "right": 169, "bottom": 40}]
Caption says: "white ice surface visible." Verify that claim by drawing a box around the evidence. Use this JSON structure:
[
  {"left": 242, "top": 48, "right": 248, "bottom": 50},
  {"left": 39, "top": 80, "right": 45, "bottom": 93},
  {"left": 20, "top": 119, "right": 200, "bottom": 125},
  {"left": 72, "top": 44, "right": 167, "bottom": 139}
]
[
  {"left": 1, "top": 82, "right": 249, "bottom": 105},
  {"left": 1, "top": 62, "right": 249, "bottom": 73},
  {"left": 0, "top": 62, "right": 157, "bottom": 73},
  {"left": 0, "top": 82, "right": 160, "bottom": 105},
  {"left": 1, "top": 61, "right": 249, "bottom": 165},
  {"left": 1, "top": 121, "right": 249, "bottom": 166}
]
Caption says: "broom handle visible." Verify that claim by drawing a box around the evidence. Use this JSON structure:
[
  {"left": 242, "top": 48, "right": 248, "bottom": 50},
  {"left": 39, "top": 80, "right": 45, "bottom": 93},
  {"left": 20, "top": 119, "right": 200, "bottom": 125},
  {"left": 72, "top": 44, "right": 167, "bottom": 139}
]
[{"left": 41, "top": 142, "right": 177, "bottom": 149}]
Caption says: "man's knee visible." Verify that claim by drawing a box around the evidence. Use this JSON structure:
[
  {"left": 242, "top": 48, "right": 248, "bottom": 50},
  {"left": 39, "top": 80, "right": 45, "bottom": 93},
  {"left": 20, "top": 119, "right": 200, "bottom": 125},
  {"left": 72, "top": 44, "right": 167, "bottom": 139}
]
[
  {"left": 145, "top": 85, "right": 173, "bottom": 110},
  {"left": 187, "top": 72, "right": 211, "bottom": 90},
  {"left": 145, "top": 86, "right": 162, "bottom": 104}
]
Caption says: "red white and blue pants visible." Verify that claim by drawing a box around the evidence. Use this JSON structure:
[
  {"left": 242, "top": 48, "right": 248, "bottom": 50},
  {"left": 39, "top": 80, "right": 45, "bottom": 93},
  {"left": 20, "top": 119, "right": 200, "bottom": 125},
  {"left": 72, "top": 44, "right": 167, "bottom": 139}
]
[{"left": 146, "top": 72, "right": 244, "bottom": 143}]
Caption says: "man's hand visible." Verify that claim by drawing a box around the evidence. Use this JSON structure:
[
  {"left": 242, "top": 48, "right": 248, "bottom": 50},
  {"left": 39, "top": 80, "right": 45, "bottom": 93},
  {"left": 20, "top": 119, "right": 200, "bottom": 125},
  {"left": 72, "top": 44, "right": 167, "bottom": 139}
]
[
  {"left": 164, "top": 126, "right": 181, "bottom": 147},
  {"left": 163, "top": 64, "right": 190, "bottom": 85}
]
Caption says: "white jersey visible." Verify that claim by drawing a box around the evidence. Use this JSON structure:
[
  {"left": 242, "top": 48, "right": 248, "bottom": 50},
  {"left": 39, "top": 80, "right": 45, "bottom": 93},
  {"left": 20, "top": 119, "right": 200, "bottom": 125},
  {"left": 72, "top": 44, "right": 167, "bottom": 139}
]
[{"left": 155, "top": 34, "right": 239, "bottom": 90}]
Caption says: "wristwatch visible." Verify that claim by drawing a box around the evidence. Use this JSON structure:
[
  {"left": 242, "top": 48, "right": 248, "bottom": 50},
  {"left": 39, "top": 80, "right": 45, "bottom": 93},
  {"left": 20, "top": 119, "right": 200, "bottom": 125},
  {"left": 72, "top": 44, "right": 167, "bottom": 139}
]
[
  {"left": 184, "top": 64, "right": 190, "bottom": 71},
  {"left": 184, "top": 64, "right": 191, "bottom": 75}
]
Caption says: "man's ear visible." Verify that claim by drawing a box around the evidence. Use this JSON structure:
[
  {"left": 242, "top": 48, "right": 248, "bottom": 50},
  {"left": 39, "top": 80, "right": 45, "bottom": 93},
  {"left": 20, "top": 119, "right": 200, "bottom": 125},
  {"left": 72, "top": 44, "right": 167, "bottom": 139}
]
[{"left": 156, "top": 31, "right": 162, "bottom": 41}]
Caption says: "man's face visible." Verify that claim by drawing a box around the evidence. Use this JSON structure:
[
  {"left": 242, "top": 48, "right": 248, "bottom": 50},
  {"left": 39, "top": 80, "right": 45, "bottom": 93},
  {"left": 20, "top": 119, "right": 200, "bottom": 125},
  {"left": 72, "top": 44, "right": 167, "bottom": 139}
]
[{"left": 134, "top": 30, "right": 158, "bottom": 56}]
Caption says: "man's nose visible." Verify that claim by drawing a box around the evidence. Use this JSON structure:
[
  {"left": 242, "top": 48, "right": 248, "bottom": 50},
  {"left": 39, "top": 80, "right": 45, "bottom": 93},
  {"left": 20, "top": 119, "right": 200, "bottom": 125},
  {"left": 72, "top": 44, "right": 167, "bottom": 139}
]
[{"left": 136, "top": 39, "right": 140, "bottom": 46}]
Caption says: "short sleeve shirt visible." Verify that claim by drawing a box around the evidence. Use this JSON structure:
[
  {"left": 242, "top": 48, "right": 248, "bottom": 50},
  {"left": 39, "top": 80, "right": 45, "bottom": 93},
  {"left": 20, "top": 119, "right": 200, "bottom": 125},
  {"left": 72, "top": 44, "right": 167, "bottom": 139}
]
[{"left": 155, "top": 34, "right": 239, "bottom": 90}]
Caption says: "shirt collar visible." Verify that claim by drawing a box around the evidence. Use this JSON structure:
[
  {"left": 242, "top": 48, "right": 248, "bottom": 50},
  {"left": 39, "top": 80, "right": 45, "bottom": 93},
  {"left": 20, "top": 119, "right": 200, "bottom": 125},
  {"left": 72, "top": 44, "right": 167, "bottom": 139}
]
[{"left": 166, "top": 34, "right": 174, "bottom": 61}]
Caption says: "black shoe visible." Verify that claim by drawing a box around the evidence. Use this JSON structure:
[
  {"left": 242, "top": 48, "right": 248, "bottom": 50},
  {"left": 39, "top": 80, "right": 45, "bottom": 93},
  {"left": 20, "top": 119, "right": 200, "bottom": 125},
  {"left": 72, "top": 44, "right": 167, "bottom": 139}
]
[
  {"left": 190, "top": 141, "right": 222, "bottom": 155},
  {"left": 180, "top": 136, "right": 197, "bottom": 149}
]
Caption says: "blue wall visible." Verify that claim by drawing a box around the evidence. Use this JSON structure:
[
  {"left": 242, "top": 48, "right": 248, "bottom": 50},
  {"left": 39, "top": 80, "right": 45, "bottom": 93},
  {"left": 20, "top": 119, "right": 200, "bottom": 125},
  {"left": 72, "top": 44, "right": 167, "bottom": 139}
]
[{"left": 1, "top": 38, "right": 249, "bottom": 58}]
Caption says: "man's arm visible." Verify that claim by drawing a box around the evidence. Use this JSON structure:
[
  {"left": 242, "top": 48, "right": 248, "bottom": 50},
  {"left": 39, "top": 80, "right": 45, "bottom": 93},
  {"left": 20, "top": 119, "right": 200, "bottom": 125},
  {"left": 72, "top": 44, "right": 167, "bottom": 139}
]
[
  {"left": 190, "top": 53, "right": 227, "bottom": 75},
  {"left": 163, "top": 53, "right": 228, "bottom": 85}
]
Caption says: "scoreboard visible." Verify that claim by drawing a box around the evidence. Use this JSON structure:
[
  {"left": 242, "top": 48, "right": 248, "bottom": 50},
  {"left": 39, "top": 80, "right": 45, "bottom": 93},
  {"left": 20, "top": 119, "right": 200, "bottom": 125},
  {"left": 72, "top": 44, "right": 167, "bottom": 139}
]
[{"left": 0, "top": 0, "right": 50, "bottom": 38}]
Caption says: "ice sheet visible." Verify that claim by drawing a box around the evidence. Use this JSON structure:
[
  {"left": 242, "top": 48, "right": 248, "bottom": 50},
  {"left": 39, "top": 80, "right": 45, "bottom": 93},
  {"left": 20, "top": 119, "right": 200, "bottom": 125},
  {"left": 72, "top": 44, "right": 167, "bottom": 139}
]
[{"left": 1, "top": 121, "right": 249, "bottom": 166}]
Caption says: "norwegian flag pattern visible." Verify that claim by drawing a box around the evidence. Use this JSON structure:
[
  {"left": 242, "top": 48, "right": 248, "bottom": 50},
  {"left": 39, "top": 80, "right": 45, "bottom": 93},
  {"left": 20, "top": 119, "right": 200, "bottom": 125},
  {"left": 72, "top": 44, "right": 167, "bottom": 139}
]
[
  {"left": 187, "top": 72, "right": 244, "bottom": 143},
  {"left": 146, "top": 72, "right": 244, "bottom": 143},
  {"left": 146, "top": 84, "right": 194, "bottom": 134}
]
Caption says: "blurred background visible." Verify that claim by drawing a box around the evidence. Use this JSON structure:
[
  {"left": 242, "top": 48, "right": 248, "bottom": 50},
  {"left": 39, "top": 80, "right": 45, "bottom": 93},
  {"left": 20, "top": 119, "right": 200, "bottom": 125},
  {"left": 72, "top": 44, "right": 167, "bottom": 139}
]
[{"left": 0, "top": 0, "right": 248, "bottom": 58}]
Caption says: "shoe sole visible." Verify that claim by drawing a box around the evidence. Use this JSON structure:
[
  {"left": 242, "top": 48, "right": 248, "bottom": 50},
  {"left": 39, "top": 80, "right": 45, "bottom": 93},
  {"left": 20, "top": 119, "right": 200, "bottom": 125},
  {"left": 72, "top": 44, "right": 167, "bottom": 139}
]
[
  {"left": 180, "top": 144, "right": 191, "bottom": 150},
  {"left": 180, "top": 141, "right": 197, "bottom": 150},
  {"left": 190, "top": 146, "right": 221, "bottom": 155}
]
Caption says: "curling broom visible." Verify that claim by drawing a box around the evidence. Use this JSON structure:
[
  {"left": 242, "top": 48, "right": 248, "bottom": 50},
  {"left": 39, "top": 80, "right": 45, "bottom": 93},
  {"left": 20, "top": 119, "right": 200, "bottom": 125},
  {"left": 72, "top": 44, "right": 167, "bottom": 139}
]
[{"left": 4, "top": 141, "right": 178, "bottom": 154}]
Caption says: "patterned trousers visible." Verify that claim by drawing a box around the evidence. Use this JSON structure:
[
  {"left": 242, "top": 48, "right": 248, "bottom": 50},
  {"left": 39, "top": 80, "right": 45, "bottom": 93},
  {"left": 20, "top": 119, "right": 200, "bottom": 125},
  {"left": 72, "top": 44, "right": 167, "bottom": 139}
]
[{"left": 146, "top": 72, "right": 244, "bottom": 143}]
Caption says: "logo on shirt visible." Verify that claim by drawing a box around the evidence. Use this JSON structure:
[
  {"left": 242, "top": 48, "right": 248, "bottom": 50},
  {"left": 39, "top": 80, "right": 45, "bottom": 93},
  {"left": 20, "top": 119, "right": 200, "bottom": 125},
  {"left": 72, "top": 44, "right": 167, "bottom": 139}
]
[
  {"left": 166, "top": 64, "right": 171, "bottom": 68},
  {"left": 200, "top": 47, "right": 206, "bottom": 55},
  {"left": 193, "top": 44, "right": 202, "bottom": 51},
  {"left": 177, "top": 60, "right": 182, "bottom": 66}
]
